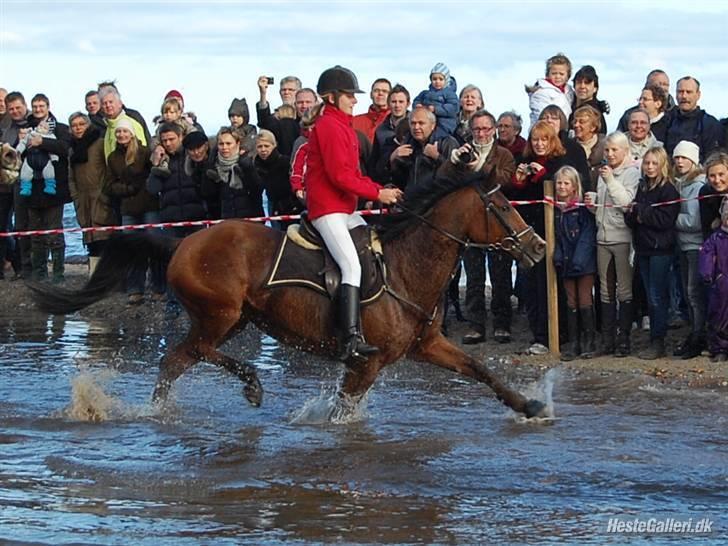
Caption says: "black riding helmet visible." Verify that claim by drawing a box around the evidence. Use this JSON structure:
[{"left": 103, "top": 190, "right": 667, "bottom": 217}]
[{"left": 316, "top": 65, "right": 364, "bottom": 96}]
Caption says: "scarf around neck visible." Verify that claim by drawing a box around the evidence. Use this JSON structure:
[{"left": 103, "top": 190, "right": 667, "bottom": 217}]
[
  {"left": 70, "top": 126, "right": 101, "bottom": 165},
  {"left": 216, "top": 152, "right": 243, "bottom": 189}
]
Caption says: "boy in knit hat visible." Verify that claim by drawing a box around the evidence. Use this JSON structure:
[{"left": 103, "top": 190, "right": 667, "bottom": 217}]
[
  {"left": 412, "top": 62, "right": 459, "bottom": 140},
  {"left": 227, "top": 97, "right": 257, "bottom": 155}
]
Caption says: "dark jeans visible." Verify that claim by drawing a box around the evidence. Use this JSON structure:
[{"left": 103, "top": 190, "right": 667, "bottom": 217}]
[
  {"left": 27, "top": 205, "right": 65, "bottom": 254},
  {"left": 463, "top": 247, "right": 513, "bottom": 333},
  {"left": 679, "top": 250, "right": 707, "bottom": 335},
  {"left": 638, "top": 254, "right": 672, "bottom": 340},
  {"left": 13, "top": 185, "right": 31, "bottom": 275},
  {"left": 122, "top": 212, "right": 165, "bottom": 295},
  {"left": 524, "top": 259, "right": 548, "bottom": 345}
]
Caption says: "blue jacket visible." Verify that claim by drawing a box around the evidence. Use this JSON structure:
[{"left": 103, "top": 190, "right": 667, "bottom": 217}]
[
  {"left": 412, "top": 77, "right": 459, "bottom": 139},
  {"left": 554, "top": 205, "right": 597, "bottom": 278}
]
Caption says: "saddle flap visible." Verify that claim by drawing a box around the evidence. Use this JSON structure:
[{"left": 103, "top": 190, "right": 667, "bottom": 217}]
[{"left": 268, "top": 223, "right": 385, "bottom": 304}]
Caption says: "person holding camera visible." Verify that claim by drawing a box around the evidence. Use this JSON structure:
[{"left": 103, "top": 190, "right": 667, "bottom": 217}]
[
  {"left": 511, "top": 121, "right": 572, "bottom": 355},
  {"left": 446, "top": 110, "right": 516, "bottom": 345},
  {"left": 256, "top": 75, "right": 302, "bottom": 156}
]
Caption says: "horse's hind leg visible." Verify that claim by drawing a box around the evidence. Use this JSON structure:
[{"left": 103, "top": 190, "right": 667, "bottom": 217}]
[
  {"left": 200, "top": 349, "right": 263, "bottom": 407},
  {"left": 153, "top": 340, "right": 199, "bottom": 403}
]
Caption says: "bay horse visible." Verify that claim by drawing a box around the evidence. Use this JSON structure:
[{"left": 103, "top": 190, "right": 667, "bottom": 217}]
[{"left": 31, "top": 172, "right": 548, "bottom": 419}]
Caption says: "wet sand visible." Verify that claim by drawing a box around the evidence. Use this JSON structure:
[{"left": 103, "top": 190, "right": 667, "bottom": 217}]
[{"left": 7, "top": 263, "right": 727, "bottom": 391}]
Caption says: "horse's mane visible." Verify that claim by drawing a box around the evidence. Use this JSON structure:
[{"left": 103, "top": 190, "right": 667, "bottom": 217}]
[{"left": 377, "top": 166, "right": 491, "bottom": 243}]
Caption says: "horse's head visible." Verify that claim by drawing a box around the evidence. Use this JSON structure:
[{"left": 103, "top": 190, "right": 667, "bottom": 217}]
[{"left": 467, "top": 184, "right": 545, "bottom": 268}]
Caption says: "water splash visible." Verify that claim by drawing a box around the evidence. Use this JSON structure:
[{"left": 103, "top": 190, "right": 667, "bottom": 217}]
[
  {"left": 58, "top": 368, "right": 162, "bottom": 422},
  {"left": 514, "top": 367, "right": 561, "bottom": 423},
  {"left": 62, "top": 369, "right": 121, "bottom": 422},
  {"left": 290, "top": 388, "right": 369, "bottom": 425}
]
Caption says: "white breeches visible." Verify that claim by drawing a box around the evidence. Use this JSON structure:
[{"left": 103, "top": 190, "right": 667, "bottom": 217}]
[{"left": 312, "top": 212, "right": 367, "bottom": 287}]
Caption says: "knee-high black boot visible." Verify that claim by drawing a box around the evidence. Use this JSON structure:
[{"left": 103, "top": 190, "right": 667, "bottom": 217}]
[
  {"left": 560, "top": 307, "right": 580, "bottom": 361},
  {"left": 339, "top": 284, "right": 379, "bottom": 365},
  {"left": 615, "top": 300, "right": 633, "bottom": 358}
]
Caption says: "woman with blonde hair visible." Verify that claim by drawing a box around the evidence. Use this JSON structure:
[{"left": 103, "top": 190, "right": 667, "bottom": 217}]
[
  {"left": 105, "top": 118, "right": 163, "bottom": 305},
  {"left": 584, "top": 131, "right": 640, "bottom": 356},
  {"left": 572, "top": 105, "right": 606, "bottom": 190},
  {"left": 624, "top": 146, "right": 680, "bottom": 359}
]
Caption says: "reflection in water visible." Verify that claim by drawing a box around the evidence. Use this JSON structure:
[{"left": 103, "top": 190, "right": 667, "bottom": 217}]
[{"left": 0, "top": 309, "right": 726, "bottom": 544}]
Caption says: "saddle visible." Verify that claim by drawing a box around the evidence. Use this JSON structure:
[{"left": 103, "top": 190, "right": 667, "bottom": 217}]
[{"left": 266, "top": 214, "right": 385, "bottom": 304}]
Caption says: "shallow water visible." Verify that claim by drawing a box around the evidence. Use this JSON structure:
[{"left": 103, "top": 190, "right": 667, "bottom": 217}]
[{"left": 0, "top": 310, "right": 726, "bottom": 545}]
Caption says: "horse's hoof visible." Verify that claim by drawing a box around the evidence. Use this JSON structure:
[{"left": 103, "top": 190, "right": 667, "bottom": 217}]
[
  {"left": 244, "top": 379, "right": 263, "bottom": 407},
  {"left": 524, "top": 399, "right": 547, "bottom": 418}
]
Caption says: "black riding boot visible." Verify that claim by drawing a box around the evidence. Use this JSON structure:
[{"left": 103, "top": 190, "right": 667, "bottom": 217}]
[
  {"left": 615, "top": 300, "right": 633, "bottom": 357},
  {"left": 339, "top": 284, "right": 379, "bottom": 365},
  {"left": 560, "top": 307, "right": 580, "bottom": 361},
  {"left": 579, "top": 307, "right": 597, "bottom": 359},
  {"left": 601, "top": 301, "right": 616, "bottom": 355}
]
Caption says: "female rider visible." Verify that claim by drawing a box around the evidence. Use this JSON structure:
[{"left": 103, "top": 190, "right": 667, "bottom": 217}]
[{"left": 306, "top": 66, "right": 402, "bottom": 364}]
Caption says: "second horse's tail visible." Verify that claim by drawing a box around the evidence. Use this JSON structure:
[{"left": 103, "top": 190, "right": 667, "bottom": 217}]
[{"left": 28, "top": 231, "right": 182, "bottom": 315}]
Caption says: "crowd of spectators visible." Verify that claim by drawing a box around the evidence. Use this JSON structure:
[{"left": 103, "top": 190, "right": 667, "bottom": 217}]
[{"left": 1, "top": 53, "right": 727, "bottom": 361}]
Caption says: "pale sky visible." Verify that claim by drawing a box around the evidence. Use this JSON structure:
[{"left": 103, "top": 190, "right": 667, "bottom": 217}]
[{"left": 2, "top": 0, "right": 727, "bottom": 134}]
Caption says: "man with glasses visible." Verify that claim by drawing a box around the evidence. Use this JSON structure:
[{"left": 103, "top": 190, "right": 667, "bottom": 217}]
[
  {"left": 626, "top": 109, "right": 661, "bottom": 163},
  {"left": 496, "top": 110, "right": 527, "bottom": 158},
  {"left": 450, "top": 110, "right": 516, "bottom": 344},
  {"left": 256, "top": 75, "right": 304, "bottom": 156}
]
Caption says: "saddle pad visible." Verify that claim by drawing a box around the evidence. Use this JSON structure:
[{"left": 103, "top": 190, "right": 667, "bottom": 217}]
[{"left": 266, "top": 226, "right": 385, "bottom": 304}]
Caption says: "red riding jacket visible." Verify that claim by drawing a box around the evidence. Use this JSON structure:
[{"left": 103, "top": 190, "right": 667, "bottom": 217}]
[{"left": 306, "top": 105, "right": 381, "bottom": 220}]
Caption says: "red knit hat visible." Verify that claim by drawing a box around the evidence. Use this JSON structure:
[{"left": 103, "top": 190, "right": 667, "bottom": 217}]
[{"left": 164, "top": 89, "right": 184, "bottom": 109}]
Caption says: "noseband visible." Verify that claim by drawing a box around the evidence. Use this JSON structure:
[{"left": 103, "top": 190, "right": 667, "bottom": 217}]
[{"left": 471, "top": 184, "right": 536, "bottom": 258}]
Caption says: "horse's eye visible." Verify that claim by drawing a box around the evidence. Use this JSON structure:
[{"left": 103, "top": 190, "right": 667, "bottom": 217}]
[{"left": 502, "top": 205, "right": 509, "bottom": 212}]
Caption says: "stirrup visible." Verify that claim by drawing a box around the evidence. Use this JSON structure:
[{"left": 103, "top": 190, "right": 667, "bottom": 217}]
[{"left": 340, "top": 335, "right": 379, "bottom": 365}]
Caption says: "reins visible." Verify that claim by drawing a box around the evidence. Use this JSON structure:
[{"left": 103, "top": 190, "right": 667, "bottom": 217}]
[{"left": 377, "top": 183, "right": 534, "bottom": 329}]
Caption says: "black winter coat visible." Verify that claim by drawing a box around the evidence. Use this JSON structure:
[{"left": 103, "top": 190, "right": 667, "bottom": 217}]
[
  {"left": 254, "top": 149, "right": 300, "bottom": 216},
  {"left": 256, "top": 102, "right": 299, "bottom": 156},
  {"left": 388, "top": 133, "right": 458, "bottom": 192},
  {"left": 202, "top": 156, "right": 264, "bottom": 219},
  {"left": 663, "top": 108, "right": 725, "bottom": 161},
  {"left": 624, "top": 179, "right": 680, "bottom": 255},
  {"left": 23, "top": 115, "right": 72, "bottom": 208},
  {"left": 698, "top": 183, "right": 726, "bottom": 240},
  {"left": 147, "top": 150, "right": 207, "bottom": 222},
  {"left": 369, "top": 113, "right": 407, "bottom": 184}
]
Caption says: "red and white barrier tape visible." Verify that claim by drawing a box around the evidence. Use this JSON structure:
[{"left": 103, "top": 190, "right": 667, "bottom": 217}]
[
  {"left": 0, "top": 208, "right": 385, "bottom": 238},
  {"left": 1, "top": 193, "right": 724, "bottom": 238}
]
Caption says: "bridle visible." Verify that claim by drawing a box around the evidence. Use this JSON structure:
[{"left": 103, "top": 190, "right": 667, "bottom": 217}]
[{"left": 396, "top": 183, "right": 538, "bottom": 261}]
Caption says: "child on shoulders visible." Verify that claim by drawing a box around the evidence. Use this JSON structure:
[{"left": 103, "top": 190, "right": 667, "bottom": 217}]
[
  {"left": 412, "top": 62, "right": 459, "bottom": 140},
  {"left": 526, "top": 52, "right": 575, "bottom": 129}
]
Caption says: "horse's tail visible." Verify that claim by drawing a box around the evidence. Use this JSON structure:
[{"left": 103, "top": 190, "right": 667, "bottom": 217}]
[{"left": 29, "top": 231, "right": 182, "bottom": 315}]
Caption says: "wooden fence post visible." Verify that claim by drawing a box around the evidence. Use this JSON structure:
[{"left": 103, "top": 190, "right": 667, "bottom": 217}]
[{"left": 543, "top": 179, "right": 560, "bottom": 357}]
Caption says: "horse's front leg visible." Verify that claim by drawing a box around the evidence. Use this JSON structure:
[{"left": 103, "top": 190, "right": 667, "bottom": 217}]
[{"left": 409, "top": 332, "right": 547, "bottom": 418}]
